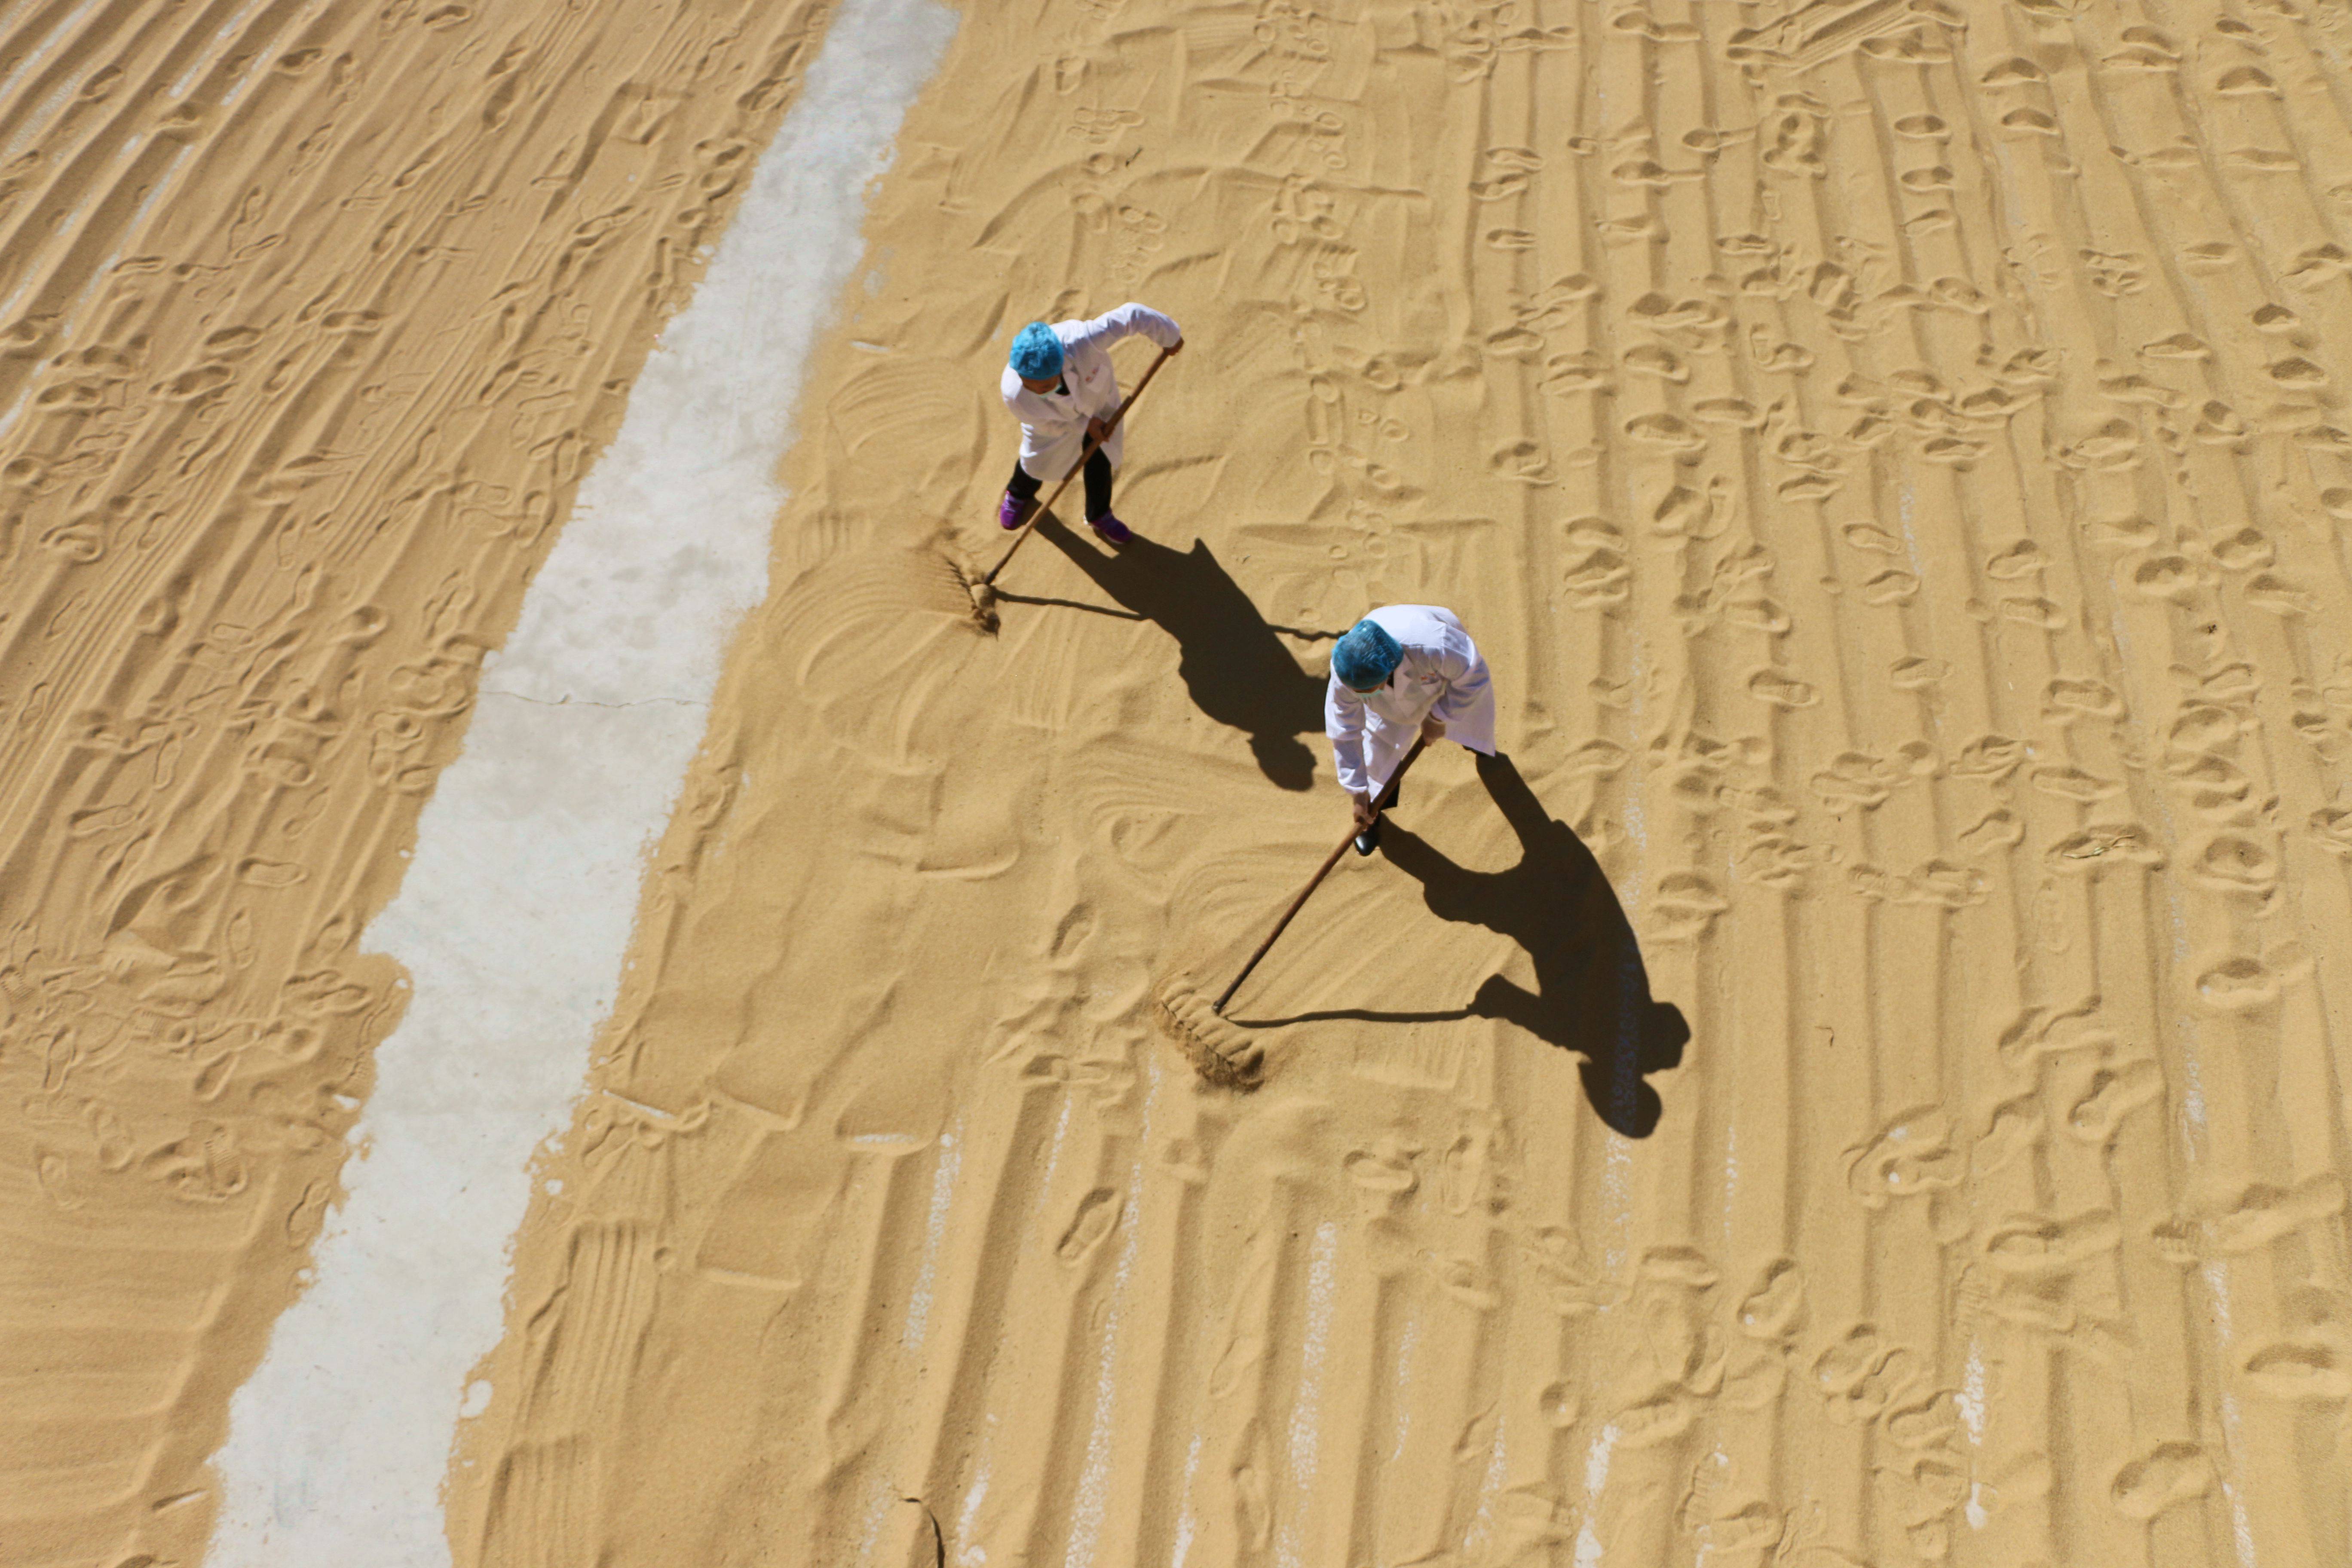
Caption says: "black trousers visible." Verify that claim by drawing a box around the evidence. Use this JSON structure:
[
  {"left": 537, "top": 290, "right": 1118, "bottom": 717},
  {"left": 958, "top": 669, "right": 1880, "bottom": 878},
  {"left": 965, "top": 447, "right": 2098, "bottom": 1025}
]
[{"left": 1008, "top": 449, "right": 1113, "bottom": 521}]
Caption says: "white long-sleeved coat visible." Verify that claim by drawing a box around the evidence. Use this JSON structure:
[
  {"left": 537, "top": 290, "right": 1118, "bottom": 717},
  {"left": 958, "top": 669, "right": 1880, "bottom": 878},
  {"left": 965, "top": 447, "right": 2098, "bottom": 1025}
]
[
  {"left": 999, "top": 303, "right": 1183, "bottom": 481},
  {"left": 1325, "top": 605, "right": 1497, "bottom": 795}
]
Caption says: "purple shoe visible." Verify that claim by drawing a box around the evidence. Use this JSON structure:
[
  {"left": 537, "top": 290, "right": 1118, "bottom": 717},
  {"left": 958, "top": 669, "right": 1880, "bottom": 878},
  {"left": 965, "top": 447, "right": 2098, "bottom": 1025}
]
[
  {"left": 998, "top": 492, "right": 1032, "bottom": 530},
  {"left": 1088, "top": 511, "right": 1132, "bottom": 545}
]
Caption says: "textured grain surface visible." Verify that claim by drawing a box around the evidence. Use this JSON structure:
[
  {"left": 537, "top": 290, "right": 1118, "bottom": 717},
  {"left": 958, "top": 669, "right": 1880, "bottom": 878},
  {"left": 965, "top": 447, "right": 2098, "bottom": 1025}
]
[
  {"left": 0, "top": 0, "right": 837, "bottom": 1560},
  {"left": 14, "top": 0, "right": 2352, "bottom": 1565},
  {"left": 450, "top": 3, "right": 2352, "bottom": 1565}
]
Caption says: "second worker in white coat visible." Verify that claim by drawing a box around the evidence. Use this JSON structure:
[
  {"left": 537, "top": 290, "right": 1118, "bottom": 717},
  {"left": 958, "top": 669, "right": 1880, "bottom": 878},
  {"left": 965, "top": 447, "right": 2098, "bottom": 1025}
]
[{"left": 1326, "top": 605, "right": 1497, "bottom": 855}]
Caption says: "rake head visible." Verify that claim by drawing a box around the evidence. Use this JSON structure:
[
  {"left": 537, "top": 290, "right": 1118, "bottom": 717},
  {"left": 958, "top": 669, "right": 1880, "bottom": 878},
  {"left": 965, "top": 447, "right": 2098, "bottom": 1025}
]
[{"left": 1152, "top": 974, "right": 1264, "bottom": 1089}]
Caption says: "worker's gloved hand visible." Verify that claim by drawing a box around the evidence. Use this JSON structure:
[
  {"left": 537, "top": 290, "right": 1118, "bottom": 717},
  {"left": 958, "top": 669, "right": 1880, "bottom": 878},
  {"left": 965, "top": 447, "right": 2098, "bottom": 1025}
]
[
  {"left": 1420, "top": 716, "right": 1446, "bottom": 743},
  {"left": 1350, "top": 791, "right": 1378, "bottom": 829},
  {"left": 1087, "top": 416, "right": 1112, "bottom": 444}
]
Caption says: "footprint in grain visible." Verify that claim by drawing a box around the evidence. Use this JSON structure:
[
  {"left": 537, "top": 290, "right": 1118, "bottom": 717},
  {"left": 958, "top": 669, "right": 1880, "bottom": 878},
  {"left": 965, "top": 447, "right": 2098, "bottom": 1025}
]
[
  {"left": 2180, "top": 832, "right": 2278, "bottom": 894},
  {"left": 2240, "top": 1333, "right": 2352, "bottom": 1401},
  {"left": 1055, "top": 1187, "right": 1121, "bottom": 1265},
  {"left": 1844, "top": 1111, "right": 1960, "bottom": 1209},
  {"left": 2112, "top": 1441, "right": 2211, "bottom": 1519},
  {"left": 1343, "top": 1143, "right": 1417, "bottom": 1200},
  {"left": 2065, "top": 1059, "right": 2163, "bottom": 1145},
  {"left": 34, "top": 1147, "right": 80, "bottom": 1210},
  {"left": 2195, "top": 955, "right": 2280, "bottom": 1012},
  {"left": 1747, "top": 667, "right": 1818, "bottom": 708},
  {"left": 2211, "top": 1177, "right": 2344, "bottom": 1254}
]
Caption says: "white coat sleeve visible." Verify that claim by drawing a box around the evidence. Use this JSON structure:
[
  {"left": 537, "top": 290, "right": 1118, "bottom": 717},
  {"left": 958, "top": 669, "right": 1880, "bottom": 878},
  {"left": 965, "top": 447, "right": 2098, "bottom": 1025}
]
[
  {"left": 1430, "top": 643, "right": 1491, "bottom": 733},
  {"left": 1326, "top": 678, "right": 1372, "bottom": 796},
  {"left": 1065, "top": 302, "right": 1183, "bottom": 356}
]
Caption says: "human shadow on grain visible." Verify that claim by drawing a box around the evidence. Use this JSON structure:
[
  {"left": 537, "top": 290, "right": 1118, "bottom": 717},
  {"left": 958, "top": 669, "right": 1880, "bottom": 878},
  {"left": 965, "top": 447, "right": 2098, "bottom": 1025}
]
[
  {"left": 1033, "top": 511, "right": 1332, "bottom": 789},
  {"left": 1236, "top": 750, "right": 1687, "bottom": 1137}
]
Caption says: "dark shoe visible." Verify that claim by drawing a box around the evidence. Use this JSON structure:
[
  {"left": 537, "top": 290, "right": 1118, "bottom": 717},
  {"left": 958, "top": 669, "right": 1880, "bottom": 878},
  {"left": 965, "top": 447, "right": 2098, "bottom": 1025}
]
[
  {"left": 1352, "top": 818, "right": 1381, "bottom": 857},
  {"left": 998, "top": 492, "right": 1033, "bottom": 530},
  {"left": 1088, "top": 511, "right": 1132, "bottom": 545}
]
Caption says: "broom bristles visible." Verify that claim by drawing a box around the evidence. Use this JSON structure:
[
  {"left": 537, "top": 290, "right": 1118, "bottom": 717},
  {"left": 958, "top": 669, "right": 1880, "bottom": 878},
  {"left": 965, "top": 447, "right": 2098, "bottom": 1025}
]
[
  {"left": 1152, "top": 975, "right": 1263, "bottom": 1089},
  {"left": 943, "top": 553, "right": 998, "bottom": 634}
]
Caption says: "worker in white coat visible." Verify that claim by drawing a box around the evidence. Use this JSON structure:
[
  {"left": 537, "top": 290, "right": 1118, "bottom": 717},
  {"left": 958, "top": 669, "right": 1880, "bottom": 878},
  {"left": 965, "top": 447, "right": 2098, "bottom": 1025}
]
[
  {"left": 998, "top": 303, "right": 1184, "bottom": 545},
  {"left": 1326, "top": 605, "right": 1497, "bottom": 854}
]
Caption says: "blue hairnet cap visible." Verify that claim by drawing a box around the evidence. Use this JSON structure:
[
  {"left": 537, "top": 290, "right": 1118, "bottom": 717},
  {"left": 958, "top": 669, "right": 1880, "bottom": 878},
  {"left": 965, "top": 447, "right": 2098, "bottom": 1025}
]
[
  {"left": 1332, "top": 619, "right": 1403, "bottom": 691},
  {"left": 1009, "top": 321, "right": 1064, "bottom": 380}
]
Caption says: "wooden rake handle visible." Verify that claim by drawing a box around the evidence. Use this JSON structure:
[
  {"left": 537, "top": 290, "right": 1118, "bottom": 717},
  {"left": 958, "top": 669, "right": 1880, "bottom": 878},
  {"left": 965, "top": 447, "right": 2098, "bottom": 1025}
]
[
  {"left": 1213, "top": 737, "right": 1430, "bottom": 1015},
  {"left": 982, "top": 343, "right": 1174, "bottom": 587}
]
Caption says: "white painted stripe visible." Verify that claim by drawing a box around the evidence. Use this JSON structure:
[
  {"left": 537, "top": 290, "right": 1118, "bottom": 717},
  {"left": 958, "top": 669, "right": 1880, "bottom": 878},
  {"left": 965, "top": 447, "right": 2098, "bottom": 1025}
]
[
  {"left": 206, "top": 2, "right": 957, "bottom": 1561},
  {"left": 1276, "top": 1220, "right": 1341, "bottom": 1568}
]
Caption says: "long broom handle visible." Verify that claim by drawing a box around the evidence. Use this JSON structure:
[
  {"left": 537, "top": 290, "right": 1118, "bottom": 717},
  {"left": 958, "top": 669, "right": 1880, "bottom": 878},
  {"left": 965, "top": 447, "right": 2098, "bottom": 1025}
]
[
  {"left": 1213, "top": 737, "right": 1429, "bottom": 1015},
  {"left": 982, "top": 343, "right": 1174, "bottom": 587}
]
